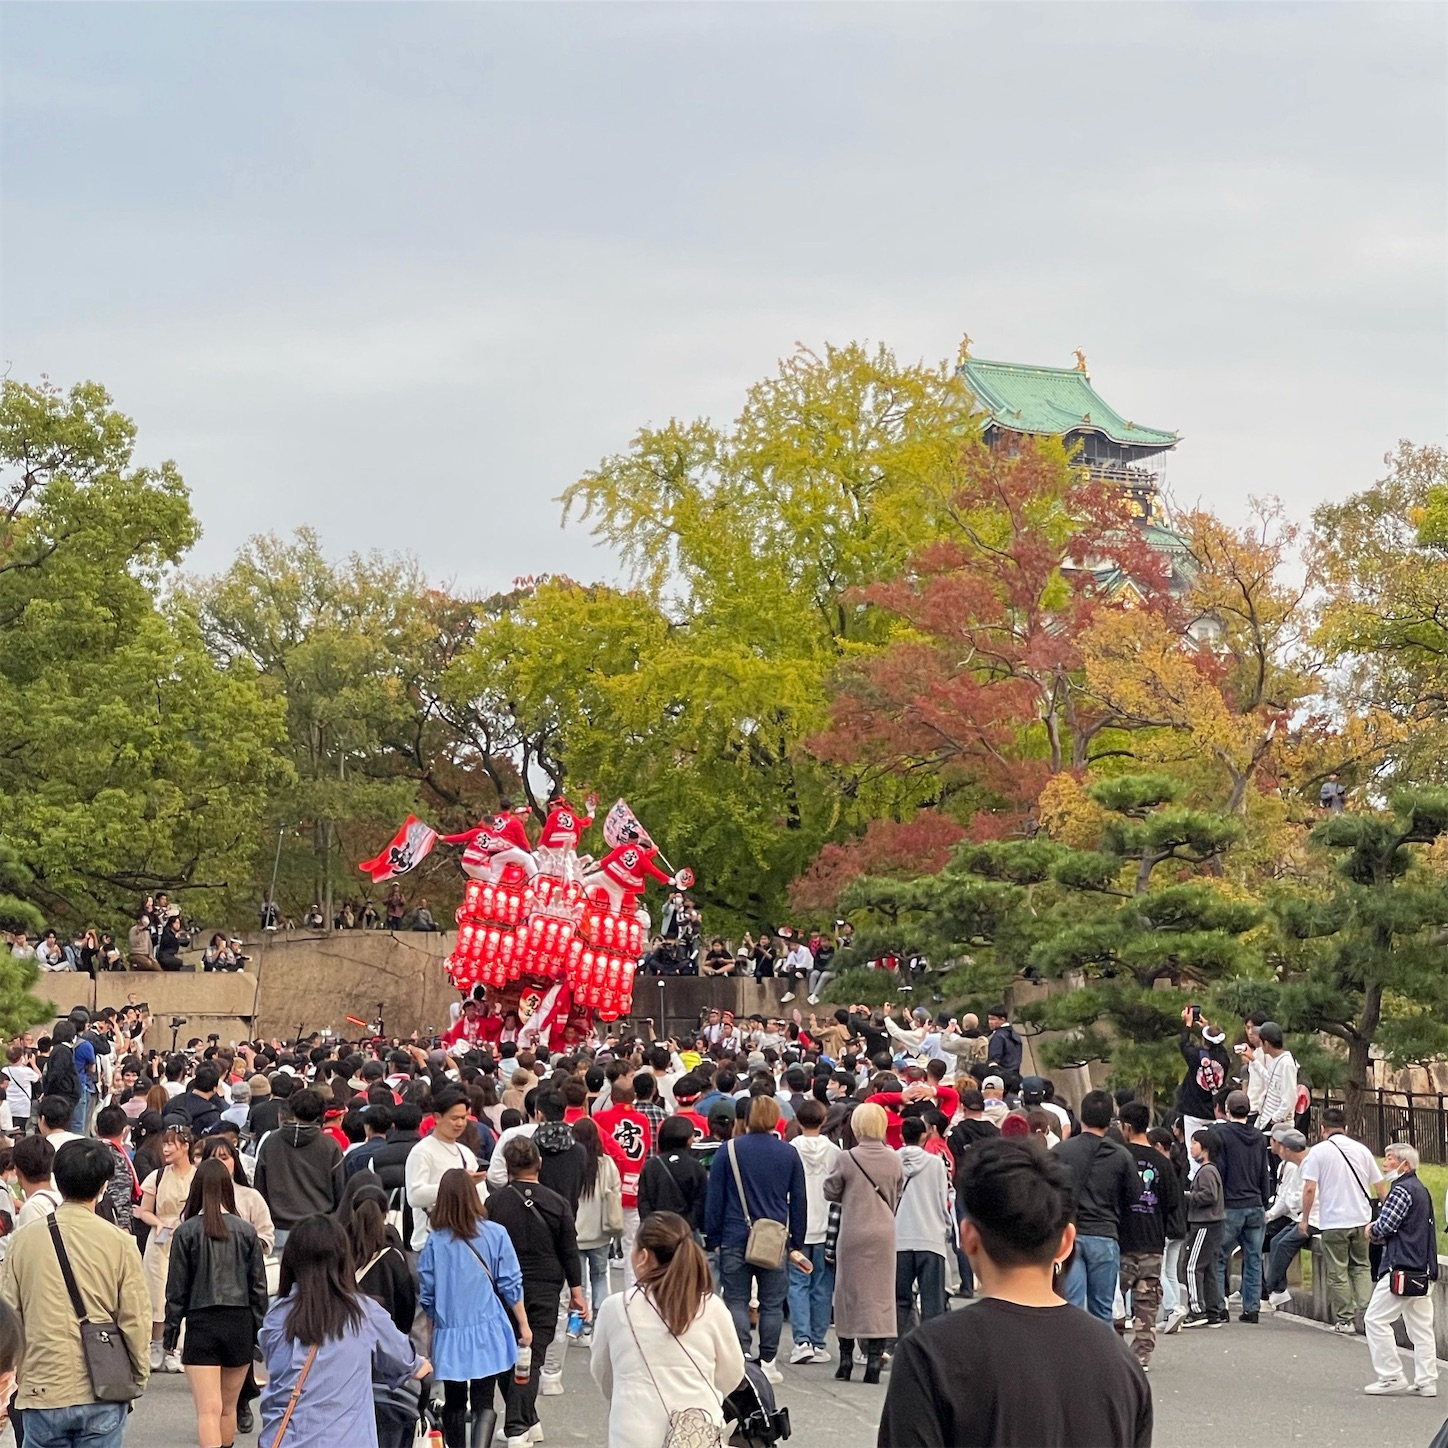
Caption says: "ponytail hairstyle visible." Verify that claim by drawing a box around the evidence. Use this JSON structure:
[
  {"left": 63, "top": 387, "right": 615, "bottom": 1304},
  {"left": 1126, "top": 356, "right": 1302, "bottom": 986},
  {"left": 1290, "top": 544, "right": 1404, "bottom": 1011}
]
[
  {"left": 572, "top": 1115, "right": 603, "bottom": 1199},
  {"left": 632, "top": 1210, "right": 711, "bottom": 1337}
]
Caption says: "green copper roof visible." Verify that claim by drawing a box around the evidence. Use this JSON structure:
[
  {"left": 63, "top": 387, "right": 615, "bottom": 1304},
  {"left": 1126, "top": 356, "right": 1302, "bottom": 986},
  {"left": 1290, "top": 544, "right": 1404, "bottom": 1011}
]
[{"left": 959, "top": 358, "right": 1177, "bottom": 450}]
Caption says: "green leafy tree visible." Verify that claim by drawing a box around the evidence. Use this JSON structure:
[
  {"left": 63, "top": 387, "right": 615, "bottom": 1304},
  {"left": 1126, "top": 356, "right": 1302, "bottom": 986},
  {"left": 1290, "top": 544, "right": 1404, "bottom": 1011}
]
[
  {"left": 551, "top": 342, "right": 977, "bottom": 928},
  {"left": 0, "top": 378, "right": 287, "bottom": 935},
  {"left": 188, "top": 530, "right": 515, "bottom": 924}
]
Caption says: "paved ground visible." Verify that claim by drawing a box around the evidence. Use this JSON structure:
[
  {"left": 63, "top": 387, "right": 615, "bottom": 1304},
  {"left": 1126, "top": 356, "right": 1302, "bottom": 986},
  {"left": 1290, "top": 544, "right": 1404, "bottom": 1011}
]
[{"left": 17, "top": 1306, "right": 1444, "bottom": 1447}]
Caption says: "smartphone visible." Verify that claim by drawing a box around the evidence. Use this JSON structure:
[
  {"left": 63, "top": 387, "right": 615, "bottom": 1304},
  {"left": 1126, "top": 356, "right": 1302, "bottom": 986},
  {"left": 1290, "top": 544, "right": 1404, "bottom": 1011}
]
[{"left": 1187, "top": 1004, "right": 1202, "bottom": 1026}]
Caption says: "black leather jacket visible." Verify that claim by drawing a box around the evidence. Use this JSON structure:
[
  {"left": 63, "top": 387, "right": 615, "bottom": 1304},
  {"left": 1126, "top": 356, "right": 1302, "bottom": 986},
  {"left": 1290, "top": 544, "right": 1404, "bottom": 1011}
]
[{"left": 162, "top": 1213, "right": 268, "bottom": 1350}]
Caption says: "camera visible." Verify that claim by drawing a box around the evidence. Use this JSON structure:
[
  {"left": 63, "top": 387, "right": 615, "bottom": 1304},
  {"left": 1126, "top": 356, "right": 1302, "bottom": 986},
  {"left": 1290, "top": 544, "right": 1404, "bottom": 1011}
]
[{"left": 170, "top": 1016, "right": 188, "bottom": 1029}]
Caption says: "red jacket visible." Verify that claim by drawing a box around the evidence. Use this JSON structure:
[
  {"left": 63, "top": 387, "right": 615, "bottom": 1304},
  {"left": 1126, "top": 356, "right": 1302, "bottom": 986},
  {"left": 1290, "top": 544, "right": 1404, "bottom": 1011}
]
[
  {"left": 493, "top": 813, "right": 533, "bottom": 854},
  {"left": 538, "top": 800, "right": 594, "bottom": 851},
  {"left": 597, "top": 843, "right": 672, "bottom": 895},
  {"left": 593, "top": 1104, "right": 653, "bottom": 1206}
]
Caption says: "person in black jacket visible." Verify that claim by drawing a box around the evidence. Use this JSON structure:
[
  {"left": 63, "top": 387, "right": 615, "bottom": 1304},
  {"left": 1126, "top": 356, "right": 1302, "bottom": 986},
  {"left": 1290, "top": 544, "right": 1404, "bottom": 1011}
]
[
  {"left": 532, "top": 1093, "right": 586, "bottom": 1212},
  {"left": 344, "top": 1180, "right": 417, "bottom": 1335},
  {"left": 164, "top": 1158, "right": 268, "bottom": 1448},
  {"left": 1052, "top": 1091, "right": 1142, "bottom": 1322},
  {"left": 486, "top": 1137, "right": 587, "bottom": 1446},
  {"left": 164, "top": 1063, "right": 225, "bottom": 1138},
  {"left": 1209, "top": 1089, "right": 1271, "bottom": 1321},
  {"left": 40, "top": 1023, "right": 81, "bottom": 1116},
  {"left": 369, "top": 1103, "right": 424, "bottom": 1249},
  {"left": 637, "top": 1117, "right": 708, "bottom": 1230}
]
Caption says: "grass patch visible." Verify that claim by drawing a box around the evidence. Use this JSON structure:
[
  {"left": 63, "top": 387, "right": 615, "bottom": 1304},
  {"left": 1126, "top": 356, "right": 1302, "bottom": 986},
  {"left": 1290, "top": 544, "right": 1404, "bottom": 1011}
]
[{"left": 1415, "top": 1162, "right": 1448, "bottom": 1257}]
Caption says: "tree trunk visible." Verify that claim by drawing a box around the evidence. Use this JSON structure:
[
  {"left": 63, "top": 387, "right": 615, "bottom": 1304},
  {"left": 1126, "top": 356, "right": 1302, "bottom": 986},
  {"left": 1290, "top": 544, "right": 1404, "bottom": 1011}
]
[{"left": 1346, "top": 979, "right": 1383, "bottom": 1135}]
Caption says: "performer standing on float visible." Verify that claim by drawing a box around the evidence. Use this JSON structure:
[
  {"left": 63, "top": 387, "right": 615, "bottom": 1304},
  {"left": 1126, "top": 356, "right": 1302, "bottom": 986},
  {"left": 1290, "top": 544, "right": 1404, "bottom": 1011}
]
[
  {"left": 535, "top": 793, "right": 598, "bottom": 881},
  {"left": 440, "top": 798, "right": 538, "bottom": 883}
]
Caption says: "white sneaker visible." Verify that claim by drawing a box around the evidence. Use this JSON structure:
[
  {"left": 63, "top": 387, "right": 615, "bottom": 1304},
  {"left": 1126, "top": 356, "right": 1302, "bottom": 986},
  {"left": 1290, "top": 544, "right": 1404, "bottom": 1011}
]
[
  {"left": 505, "top": 1437, "right": 531, "bottom": 1448},
  {"left": 539, "top": 1370, "right": 564, "bottom": 1397},
  {"left": 806, "top": 995, "right": 820, "bottom": 1006},
  {"left": 779, "top": 992, "right": 795, "bottom": 1003},
  {"left": 789, "top": 1342, "right": 815, "bottom": 1365},
  {"left": 1414, "top": 1383, "right": 1438, "bottom": 1398},
  {"left": 811, "top": 1347, "right": 832, "bottom": 1364},
  {"left": 163, "top": 1350, "right": 183, "bottom": 1373},
  {"left": 529, "top": 1424, "right": 545, "bottom": 1443},
  {"left": 149, "top": 1341, "right": 163, "bottom": 1371},
  {"left": 1333, "top": 1322, "right": 1357, "bottom": 1335},
  {"left": 1364, "top": 1378, "right": 1410, "bottom": 1396},
  {"left": 1162, "top": 1307, "right": 1188, "bottom": 1335},
  {"left": 759, "top": 1358, "right": 783, "bottom": 1384},
  {"left": 1268, "top": 1291, "right": 1292, "bottom": 1308}
]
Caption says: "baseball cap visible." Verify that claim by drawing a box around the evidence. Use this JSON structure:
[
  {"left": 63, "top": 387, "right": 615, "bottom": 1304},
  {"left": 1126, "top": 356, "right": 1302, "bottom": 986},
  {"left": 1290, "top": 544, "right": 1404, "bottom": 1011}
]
[
  {"left": 706, "top": 1101, "right": 736, "bottom": 1131},
  {"left": 981, "top": 1074, "right": 1004, "bottom": 1093},
  {"left": 902, "top": 1059, "right": 929, "bottom": 1077},
  {"left": 1271, "top": 1126, "right": 1307, "bottom": 1151},
  {"left": 1020, "top": 1075, "right": 1047, "bottom": 1100}
]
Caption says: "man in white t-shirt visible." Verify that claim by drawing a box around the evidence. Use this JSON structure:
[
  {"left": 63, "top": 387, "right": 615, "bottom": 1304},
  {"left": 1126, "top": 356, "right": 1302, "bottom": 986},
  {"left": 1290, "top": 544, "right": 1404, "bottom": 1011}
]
[
  {"left": 1299, "top": 1107, "right": 1385, "bottom": 1331},
  {"left": 4, "top": 1049, "right": 40, "bottom": 1133}
]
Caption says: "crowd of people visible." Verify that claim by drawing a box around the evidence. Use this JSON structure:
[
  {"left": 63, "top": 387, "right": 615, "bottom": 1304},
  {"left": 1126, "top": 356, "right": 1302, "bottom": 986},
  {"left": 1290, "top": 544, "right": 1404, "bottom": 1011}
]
[
  {"left": 641, "top": 921, "right": 852, "bottom": 1005},
  {"left": 0, "top": 989, "right": 1435, "bottom": 1448}
]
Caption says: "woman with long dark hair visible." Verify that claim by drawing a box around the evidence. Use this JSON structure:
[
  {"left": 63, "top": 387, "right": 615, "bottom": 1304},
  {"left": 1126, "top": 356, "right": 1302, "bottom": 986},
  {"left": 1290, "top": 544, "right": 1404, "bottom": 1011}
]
[
  {"left": 419, "top": 1169, "right": 530, "bottom": 1448},
  {"left": 165, "top": 1158, "right": 269, "bottom": 1448},
  {"left": 259, "top": 1215, "right": 429, "bottom": 1448},
  {"left": 571, "top": 1116, "right": 621, "bottom": 1326},
  {"left": 199, "top": 1136, "right": 275, "bottom": 1254},
  {"left": 344, "top": 1181, "right": 416, "bottom": 1334},
  {"left": 590, "top": 1211, "right": 744, "bottom": 1448}
]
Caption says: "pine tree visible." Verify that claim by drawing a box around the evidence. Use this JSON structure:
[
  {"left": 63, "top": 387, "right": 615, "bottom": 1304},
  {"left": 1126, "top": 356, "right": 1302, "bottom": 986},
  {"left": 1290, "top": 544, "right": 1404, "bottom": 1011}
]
[{"left": 1224, "top": 790, "right": 1448, "bottom": 1127}]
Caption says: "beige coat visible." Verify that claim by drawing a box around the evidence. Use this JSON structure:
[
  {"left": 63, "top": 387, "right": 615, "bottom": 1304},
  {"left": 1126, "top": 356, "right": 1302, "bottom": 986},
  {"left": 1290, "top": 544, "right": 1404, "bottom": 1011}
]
[
  {"left": 0, "top": 1202, "right": 151, "bottom": 1409},
  {"left": 823, "top": 1140, "right": 904, "bottom": 1339}
]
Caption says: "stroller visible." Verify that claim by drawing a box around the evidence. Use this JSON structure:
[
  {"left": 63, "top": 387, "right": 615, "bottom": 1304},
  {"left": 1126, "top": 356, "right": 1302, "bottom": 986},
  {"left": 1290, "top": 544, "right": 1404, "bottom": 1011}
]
[{"left": 724, "top": 1360, "right": 791, "bottom": 1448}]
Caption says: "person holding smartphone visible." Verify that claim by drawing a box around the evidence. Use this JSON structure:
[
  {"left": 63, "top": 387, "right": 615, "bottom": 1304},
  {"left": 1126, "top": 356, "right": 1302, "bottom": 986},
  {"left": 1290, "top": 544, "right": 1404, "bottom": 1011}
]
[{"left": 1177, "top": 1007, "right": 1230, "bottom": 1175}]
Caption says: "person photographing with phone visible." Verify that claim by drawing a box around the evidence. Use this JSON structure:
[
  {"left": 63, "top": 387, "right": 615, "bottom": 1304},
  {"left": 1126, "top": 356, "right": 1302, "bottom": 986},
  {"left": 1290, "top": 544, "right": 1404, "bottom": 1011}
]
[{"left": 1177, "top": 1006, "right": 1230, "bottom": 1175}]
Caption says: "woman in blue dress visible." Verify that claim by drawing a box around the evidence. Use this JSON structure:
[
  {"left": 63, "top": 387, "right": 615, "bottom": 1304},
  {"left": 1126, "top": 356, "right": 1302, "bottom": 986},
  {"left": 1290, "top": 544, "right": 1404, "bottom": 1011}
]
[
  {"left": 259, "top": 1214, "right": 430, "bottom": 1448},
  {"left": 419, "top": 1168, "right": 532, "bottom": 1448}
]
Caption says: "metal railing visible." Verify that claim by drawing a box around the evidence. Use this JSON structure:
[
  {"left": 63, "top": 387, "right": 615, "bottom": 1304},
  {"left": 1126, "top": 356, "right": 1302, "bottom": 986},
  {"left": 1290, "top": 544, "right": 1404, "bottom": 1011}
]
[{"left": 1313, "top": 1089, "right": 1448, "bottom": 1164}]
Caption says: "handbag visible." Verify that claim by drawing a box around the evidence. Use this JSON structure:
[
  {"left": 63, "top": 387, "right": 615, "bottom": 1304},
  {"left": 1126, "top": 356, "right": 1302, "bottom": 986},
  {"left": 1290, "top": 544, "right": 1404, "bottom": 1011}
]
[
  {"left": 272, "top": 1343, "right": 319, "bottom": 1448},
  {"left": 602, "top": 1162, "right": 625, "bottom": 1237},
  {"left": 623, "top": 1291, "right": 728, "bottom": 1448},
  {"left": 1390, "top": 1268, "right": 1431, "bottom": 1297},
  {"left": 47, "top": 1216, "right": 142, "bottom": 1402},
  {"left": 727, "top": 1141, "right": 787, "bottom": 1271}
]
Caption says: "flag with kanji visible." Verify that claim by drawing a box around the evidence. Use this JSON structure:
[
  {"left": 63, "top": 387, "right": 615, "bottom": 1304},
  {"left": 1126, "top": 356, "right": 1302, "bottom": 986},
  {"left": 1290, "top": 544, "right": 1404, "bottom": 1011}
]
[
  {"left": 358, "top": 816, "right": 438, "bottom": 882},
  {"left": 602, "top": 799, "right": 649, "bottom": 849}
]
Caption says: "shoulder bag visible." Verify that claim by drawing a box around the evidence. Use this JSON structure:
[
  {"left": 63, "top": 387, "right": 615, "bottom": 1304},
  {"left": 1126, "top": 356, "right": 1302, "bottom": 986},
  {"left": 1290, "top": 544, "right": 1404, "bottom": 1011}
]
[
  {"left": 623, "top": 1290, "right": 728, "bottom": 1448},
  {"left": 602, "top": 1161, "right": 625, "bottom": 1238},
  {"left": 47, "top": 1216, "right": 142, "bottom": 1402},
  {"left": 462, "top": 1233, "right": 522, "bottom": 1334},
  {"left": 727, "top": 1140, "right": 787, "bottom": 1270},
  {"left": 850, "top": 1150, "right": 899, "bottom": 1214},
  {"left": 272, "top": 1343, "right": 318, "bottom": 1448}
]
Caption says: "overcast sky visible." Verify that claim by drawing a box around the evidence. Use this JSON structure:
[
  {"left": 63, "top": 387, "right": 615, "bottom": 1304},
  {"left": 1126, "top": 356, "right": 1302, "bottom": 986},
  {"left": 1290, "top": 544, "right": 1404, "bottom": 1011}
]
[{"left": 2, "top": 3, "right": 1444, "bottom": 593}]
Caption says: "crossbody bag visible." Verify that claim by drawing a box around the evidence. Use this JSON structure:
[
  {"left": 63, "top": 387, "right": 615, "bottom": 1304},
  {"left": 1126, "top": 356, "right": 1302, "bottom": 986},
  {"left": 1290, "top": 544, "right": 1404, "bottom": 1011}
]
[
  {"left": 1329, "top": 1137, "right": 1385, "bottom": 1273},
  {"left": 623, "top": 1289, "right": 729, "bottom": 1448},
  {"left": 727, "top": 1141, "right": 788, "bottom": 1270},
  {"left": 47, "top": 1216, "right": 142, "bottom": 1402}
]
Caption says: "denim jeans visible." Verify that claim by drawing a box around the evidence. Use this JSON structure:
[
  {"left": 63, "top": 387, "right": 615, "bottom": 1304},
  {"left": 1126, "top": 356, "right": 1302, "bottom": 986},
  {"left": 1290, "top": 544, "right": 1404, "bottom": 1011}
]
[
  {"left": 1264, "top": 1221, "right": 1309, "bottom": 1295},
  {"left": 1159, "top": 1238, "right": 1183, "bottom": 1315},
  {"left": 1215, "top": 1205, "right": 1265, "bottom": 1313},
  {"left": 578, "top": 1244, "right": 610, "bottom": 1315},
  {"left": 720, "top": 1244, "right": 788, "bottom": 1363},
  {"left": 786, "top": 1243, "right": 834, "bottom": 1349},
  {"left": 953, "top": 1194, "right": 974, "bottom": 1296},
  {"left": 19, "top": 1402, "right": 128, "bottom": 1448},
  {"left": 1064, "top": 1234, "right": 1120, "bottom": 1321},
  {"left": 69, "top": 1088, "right": 91, "bottom": 1137}
]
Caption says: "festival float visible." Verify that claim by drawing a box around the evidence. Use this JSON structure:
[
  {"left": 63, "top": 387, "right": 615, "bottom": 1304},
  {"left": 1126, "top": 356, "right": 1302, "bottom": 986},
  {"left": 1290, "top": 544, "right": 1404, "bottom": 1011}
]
[{"left": 359, "top": 797, "right": 691, "bottom": 1047}]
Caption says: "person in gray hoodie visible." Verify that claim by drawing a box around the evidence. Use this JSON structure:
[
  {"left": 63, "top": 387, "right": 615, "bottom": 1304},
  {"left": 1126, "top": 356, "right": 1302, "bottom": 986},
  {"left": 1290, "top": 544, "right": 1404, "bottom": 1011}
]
[
  {"left": 895, "top": 1116, "right": 954, "bottom": 1336},
  {"left": 1165, "top": 1128, "right": 1226, "bottom": 1332},
  {"left": 787, "top": 1099, "right": 842, "bottom": 1363},
  {"left": 252, "top": 1087, "right": 345, "bottom": 1244}
]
